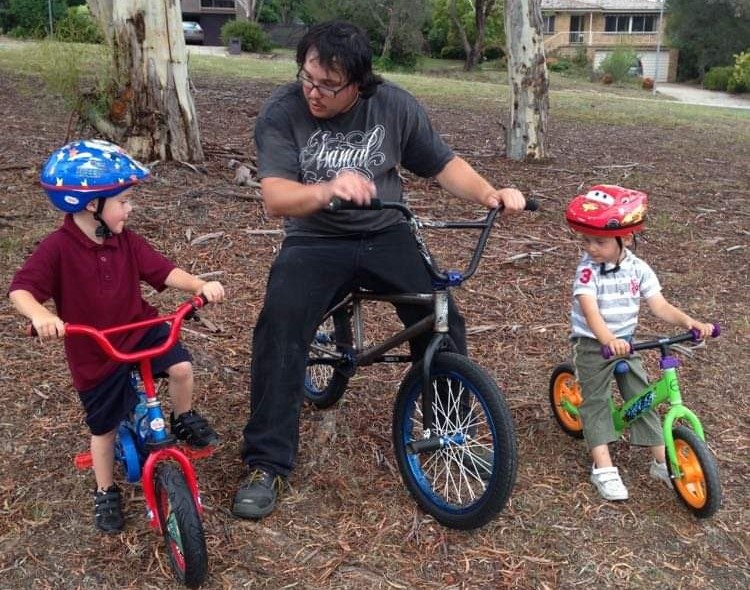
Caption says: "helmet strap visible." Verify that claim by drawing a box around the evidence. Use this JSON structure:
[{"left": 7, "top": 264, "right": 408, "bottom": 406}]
[
  {"left": 600, "top": 236, "right": 624, "bottom": 275},
  {"left": 93, "top": 198, "right": 113, "bottom": 238}
]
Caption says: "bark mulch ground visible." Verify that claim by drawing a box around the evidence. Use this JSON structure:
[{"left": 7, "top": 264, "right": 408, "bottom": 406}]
[{"left": 0, "top": 70, "right": 748, "bottom": 589}]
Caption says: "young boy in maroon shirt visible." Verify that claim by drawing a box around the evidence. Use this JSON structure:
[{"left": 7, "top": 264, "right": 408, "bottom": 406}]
[{"left": 8, "top": 140, "right": 225, "bottom": 533}]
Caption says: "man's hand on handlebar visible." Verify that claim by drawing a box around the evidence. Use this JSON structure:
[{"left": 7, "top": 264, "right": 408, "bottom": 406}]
[
  {"left": 325, "top": 170, "right": 376, "bottom": 208},
  {"left": 484, "top": 187, "right": 526, "bottom": 213}
]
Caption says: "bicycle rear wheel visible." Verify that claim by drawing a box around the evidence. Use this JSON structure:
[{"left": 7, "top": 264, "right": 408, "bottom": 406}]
[
  {"left": 668, "top": 425, "right": 721, "bottom": 518},
  {"left": 305, "top": 309, "right": 354, "bottom": 408},
  {"left": 549, "top": 363, "right": 584, "bottom": 439},
  {"left": 392, "top": 352, "right": 517, "bottom": 530},
  {"left": 154, "top": 464, "right": 208, "bottom": 588}
]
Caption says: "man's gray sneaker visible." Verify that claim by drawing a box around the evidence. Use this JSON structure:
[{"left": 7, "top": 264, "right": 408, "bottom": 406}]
[{"left": 232, "top": 468, "right": 284, "bottom": 519}]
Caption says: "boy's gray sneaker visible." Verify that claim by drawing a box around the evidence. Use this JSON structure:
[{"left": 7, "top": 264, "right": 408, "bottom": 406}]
[
  {"left": 649, "top": 459, "right": 673, "bottom": 488},
  {"left": 232, "top": 468, "right": 284, "bottom": 519}
]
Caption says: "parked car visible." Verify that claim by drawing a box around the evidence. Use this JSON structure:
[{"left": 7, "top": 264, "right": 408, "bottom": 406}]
[
  {"left": 182, "top": 21, "right": 204, "bottom": 45},
  {"left": 628, "top": 58, "right": 644, "bottom": 77}
]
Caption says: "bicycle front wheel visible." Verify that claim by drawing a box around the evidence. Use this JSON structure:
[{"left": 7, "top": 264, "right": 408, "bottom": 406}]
[
  {"left": 393, "top": 352, "right": 517, "bottom": 530},
  {"left": 305, "top": 310, "right": 354, "bottom": 408},
  {"left": 154, "top": 464, "right": 208, "bottom": 588},
  {"left": 668, "top": 425, "right": 721, "bottom": 518}
]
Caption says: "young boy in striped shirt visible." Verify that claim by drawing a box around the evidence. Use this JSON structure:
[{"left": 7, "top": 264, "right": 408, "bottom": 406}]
[{"left": 565, "top": 185, "right": 713, "bottom": 501}]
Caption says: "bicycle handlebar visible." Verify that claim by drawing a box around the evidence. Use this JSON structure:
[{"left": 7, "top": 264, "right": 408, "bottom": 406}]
[
  {"left": 601, "top": 324, "right": 720, "bottom": 359},
  {"left": 28, "top": 295, "right": 208, "bottom": 363},
  {"left": 327, "top": 197, "right": 539, "bottom": 284}
]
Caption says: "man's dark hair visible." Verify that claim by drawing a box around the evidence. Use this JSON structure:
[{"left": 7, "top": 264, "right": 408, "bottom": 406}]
[{"left": 296, "top": 21, "right": 383, "bottom": 99}]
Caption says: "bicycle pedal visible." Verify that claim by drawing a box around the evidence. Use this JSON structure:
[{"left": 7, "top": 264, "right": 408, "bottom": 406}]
[{"left": 74, "top": 451, "right": 93, "bottom": 470}]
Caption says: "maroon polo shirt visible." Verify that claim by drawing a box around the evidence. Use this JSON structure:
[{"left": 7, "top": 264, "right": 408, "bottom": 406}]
[{"left": 9, "top": 215, "right": 176, "bottom": 391}]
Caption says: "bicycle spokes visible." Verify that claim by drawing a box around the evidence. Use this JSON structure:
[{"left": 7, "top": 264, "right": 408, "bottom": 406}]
[{"left": 408, "top": 376, "right": 494, "bottom": 504}]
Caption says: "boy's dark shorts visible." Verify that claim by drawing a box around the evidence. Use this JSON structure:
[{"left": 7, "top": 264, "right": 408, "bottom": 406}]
[{"left": 78, "top": 323, "right": 192, "bottom": 436}]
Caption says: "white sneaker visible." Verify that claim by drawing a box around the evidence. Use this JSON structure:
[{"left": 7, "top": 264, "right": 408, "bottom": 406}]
[
  {"left": 590, "top": 464, "right": 629, "bottom": 501},
  {"left": 649, "top": 460, "right": 673, "bottom": 488}
]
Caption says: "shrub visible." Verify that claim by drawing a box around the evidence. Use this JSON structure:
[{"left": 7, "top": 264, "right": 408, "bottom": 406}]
[
  {"left": 483, "top": 44, "right": 504, "bottom": 61},
  {"left": 55, "top": 6, "right": 103, "bottom": 44},
  {"left": 5, "top": 0, "right": 67, "bottom": 38},
  {"left": 599, "top": 46, "right": 638, "bottom": 83},
  {"left": 703, "top": 66, "right": 733, "bottom": 91},
  {"left": 548, "top": 58, "right": 571, "bottom": 73},
  {"left": 440, "top": 45, "right": 465, "bottom": 60},
  {"left": 220, "top": 20, "right": 272, "bottom": 53},
  {"left": 727, "top": 51, "right": 749, "bottom": 94}
]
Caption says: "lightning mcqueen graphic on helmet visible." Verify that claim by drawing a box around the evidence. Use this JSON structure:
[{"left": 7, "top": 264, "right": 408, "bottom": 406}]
[{"left": 566, "top": 184, "right": 647, "bottom": 237}]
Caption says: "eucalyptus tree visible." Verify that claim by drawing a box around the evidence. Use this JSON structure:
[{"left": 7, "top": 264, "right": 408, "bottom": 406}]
[
  {"left": 504, "top": 0, "right": 548, "bottom": 160},
  {"left": 86, "top": 0, "right": 203, "bottom": 162}
]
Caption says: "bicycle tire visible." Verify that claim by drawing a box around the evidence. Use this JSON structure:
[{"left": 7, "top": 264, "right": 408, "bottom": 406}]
[
  {"left": 548, "top": 363, "right": 584, "bottom": 439},
  {"left": 668, "top": 425, "right": 721, "bottom": 518},
  {"left": 154, "top": 464, "right": 208, "bottom": 588},
  {"left": 304, "top": 311, "right": 354, "bottom": 408},
  {"left": 392, "top": 352, "right": 517, "bottom": 530}
]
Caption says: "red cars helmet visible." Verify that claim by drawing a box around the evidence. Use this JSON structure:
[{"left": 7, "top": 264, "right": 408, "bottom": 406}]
[{"left": 566, "top": 185, "right": 647, "bottom": 237}]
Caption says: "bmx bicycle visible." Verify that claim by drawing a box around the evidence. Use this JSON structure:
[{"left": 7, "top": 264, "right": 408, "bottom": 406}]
[
  {"left": 305, "top": 197, "right": 537, "bottom": 530},
  {"left": 34, "top": 296, "right": 213, "bottom": 587},
  {"left": 549, "top": 326, "right": 722, "bottom": 518}
]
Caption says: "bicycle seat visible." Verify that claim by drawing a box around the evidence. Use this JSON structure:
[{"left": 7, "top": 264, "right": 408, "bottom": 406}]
[{"left": 614, "top": 361, "right": 630, "bottom": 374}]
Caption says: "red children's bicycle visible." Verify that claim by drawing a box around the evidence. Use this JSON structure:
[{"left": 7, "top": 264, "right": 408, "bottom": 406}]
[{"left": 37, "top": 296, "right": 213, "bottom": 588}]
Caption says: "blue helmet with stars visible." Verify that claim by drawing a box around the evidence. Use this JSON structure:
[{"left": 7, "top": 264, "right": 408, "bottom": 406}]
[{"left": 40, "top": 139, "right": 150, "bottom": 213}]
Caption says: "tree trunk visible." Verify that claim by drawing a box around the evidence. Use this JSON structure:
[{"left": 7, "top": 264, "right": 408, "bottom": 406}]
[
  {"left": 504, "top": 0, "right": 549, "bottom": 160},
  {"left": 450, "top": 0, "right": 495, "bottom": 71},
  {"left": 87, "top": 0, "right": 204, "bottom": 163},
  {"left": 449, "top": 0, "right": 473, "bottom": 69}
]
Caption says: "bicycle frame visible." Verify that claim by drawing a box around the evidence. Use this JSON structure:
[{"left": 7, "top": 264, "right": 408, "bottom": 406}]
[
  {"left": 313, "top": 198, "right": 536, "bottom": 437},
  {"left": 61, "top": 296, "right": 208, "bottom": 533}
]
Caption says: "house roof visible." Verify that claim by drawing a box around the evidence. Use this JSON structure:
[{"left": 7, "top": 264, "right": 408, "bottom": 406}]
[{"left": 541, "top": 0, "right": 665, "bottom": 11}]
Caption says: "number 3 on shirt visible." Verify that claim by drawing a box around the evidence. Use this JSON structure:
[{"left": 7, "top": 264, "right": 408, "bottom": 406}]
[{"left": 578, "top": 268, "right": 592, "bottom": 284}]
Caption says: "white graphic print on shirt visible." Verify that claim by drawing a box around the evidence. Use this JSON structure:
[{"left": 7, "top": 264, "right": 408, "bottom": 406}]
[{"left": 299, "top": 126, "right": 386, "bottom": 182}]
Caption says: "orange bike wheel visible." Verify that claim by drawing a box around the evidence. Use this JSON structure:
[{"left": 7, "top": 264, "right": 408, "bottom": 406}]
[
  {"left": 549, "top": 363, "right": 584, "bottom": 439},
  {"left": 669, "top": 425, "right": 721, "bottom": 518}
]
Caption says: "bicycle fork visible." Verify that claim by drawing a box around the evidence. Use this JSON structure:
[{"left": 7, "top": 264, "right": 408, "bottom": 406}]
[{"left": 409, "top": 290, "right": 452, "bottom": 454}]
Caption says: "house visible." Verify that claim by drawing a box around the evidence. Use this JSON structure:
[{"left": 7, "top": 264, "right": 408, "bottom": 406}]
[
  {"left": 180, "top": 0, "right": 243, "bottom": 46},
  {"left": 540, "top": 0, "right": 677, "bottom": 82},
  {"left": 180, "top": 1, "right": 306, "bottom": 48}
]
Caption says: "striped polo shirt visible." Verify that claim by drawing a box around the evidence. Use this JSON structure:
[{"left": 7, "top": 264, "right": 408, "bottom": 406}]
[{"left": 570, "top": 249, "right": 661, "bottom": 339}]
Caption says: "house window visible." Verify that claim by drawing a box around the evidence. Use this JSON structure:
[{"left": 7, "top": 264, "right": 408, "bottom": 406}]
[
  {"left": 543, "top": 15, "right": 555, "bottom": 34},
  {"left": 201, "top": 0, "right": 235, "bottom": 8},
  {"left": 605, "top": 14, "right": 656, "bottom": 33}
]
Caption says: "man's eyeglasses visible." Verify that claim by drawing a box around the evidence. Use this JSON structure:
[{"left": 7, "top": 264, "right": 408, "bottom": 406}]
[{"left": 296, "top": 70, "right": 350, "bottom": 98}]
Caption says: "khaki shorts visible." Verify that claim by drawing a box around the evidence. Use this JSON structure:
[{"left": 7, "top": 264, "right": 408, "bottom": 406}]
[{"left": 571, "top": 337, "right": 662, "bottom": 450}]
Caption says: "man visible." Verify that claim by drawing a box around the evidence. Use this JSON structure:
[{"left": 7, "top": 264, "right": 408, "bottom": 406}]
[{"left": 233, "top": 20, "right": 526, "bottom": 519}]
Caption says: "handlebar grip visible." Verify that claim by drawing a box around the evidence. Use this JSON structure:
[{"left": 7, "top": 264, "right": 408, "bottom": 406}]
[
  {"left": 27, "top": 325, "right": 37, "bottom": 337},
  {"left": 601, "top": 341, "right": 634, "bottom": 359},
  {"left": 690, "top": 323, "right": 721, "bottom": 341},
  {"left": 327, "top": 197, "right": 383, "bottom": 212},
  {"left": 524, "top": 198, "right": 539, "bottom": 212}
]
